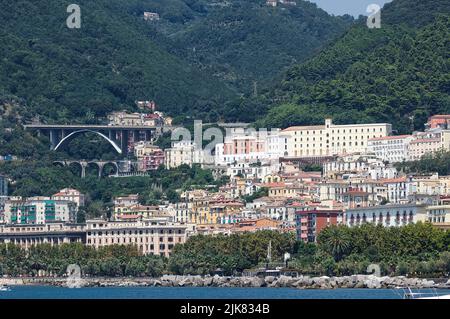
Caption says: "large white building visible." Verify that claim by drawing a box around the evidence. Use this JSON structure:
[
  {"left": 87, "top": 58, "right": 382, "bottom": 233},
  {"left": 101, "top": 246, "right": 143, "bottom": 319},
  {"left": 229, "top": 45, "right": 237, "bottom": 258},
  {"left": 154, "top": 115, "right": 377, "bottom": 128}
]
[
  {"left": 346, "top": 204, "right": 426, "bottom": 227},
  {"left": 281, "top": 119, "right": 392, "bottom": 158},
  {"left": 367, "top": 135, "right": 414, "bottom": 163},
  {"left": 52, "top": 188, "right": 85, "bottom": 208}
]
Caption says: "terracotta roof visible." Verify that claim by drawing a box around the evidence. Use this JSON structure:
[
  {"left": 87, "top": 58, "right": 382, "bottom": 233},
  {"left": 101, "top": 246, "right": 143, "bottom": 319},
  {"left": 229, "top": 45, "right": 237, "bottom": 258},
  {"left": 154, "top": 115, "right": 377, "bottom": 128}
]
[
  {"left": 379, "top": 177, "right": 407, "bottom": 183},
  {"left": 262, "top": 182, "right": 286, "bottom": 188},
  {"left": 429, "top": 115, "right": 450, "bottom": 119}
]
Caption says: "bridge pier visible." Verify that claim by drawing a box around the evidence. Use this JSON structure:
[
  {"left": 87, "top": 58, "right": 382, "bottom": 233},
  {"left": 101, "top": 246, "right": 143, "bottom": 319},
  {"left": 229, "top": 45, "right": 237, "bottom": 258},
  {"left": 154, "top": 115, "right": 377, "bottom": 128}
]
[
  {"left": 120, "top": 130, "right": 129, "bottom": 155},
  {"left": 49, "top": 129, "right": 60, "bottom": 150},
  {"left": 80, "top": 162, "right": 86, "bottom": 178},
  {"left": 97, "top": 162, "right": 105, "bottom": 178}
]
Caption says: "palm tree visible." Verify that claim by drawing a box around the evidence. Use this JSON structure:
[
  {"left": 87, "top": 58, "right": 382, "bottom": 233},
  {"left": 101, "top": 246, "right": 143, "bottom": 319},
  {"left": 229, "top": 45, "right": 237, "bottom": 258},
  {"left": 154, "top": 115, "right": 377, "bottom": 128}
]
[{"left": 318, "top": 226, "right": 351, "bottom": 261}]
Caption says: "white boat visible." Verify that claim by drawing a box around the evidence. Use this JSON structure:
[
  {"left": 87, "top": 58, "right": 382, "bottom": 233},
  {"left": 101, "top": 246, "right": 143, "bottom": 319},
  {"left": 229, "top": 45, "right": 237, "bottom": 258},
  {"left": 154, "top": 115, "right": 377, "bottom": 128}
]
[
  {"left": 403, "top": 287, "right": 450, "bottom": 299},
  {"left": 0, "top": 285, "right": 11, "bottom": 292}
]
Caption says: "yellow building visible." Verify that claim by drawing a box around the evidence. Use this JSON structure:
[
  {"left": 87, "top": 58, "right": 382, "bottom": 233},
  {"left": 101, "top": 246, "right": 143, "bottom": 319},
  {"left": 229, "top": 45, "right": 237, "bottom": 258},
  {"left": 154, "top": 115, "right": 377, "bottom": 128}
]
[
  {"left": 114, "top": 204, "right": 162, "bottom": 220},
  {"left": 416, "top": 205, "right": 450, "bottom": 230},
  {"left": 281, "top": 118, "right": 392, "bottom": 157}
]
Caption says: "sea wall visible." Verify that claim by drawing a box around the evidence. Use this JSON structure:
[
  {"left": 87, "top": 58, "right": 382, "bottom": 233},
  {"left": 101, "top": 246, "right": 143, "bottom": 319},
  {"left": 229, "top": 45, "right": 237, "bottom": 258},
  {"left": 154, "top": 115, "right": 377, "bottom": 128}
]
[{"left": 2, "top": 275, "right": 450, "bottom": 289}]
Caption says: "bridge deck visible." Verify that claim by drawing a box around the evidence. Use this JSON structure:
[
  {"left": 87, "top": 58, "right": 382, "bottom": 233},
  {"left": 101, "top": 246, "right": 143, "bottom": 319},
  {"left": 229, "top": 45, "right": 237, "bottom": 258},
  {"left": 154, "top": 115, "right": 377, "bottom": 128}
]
[{"left": 24, "top": 124, "right": 159, "bottom": 130}]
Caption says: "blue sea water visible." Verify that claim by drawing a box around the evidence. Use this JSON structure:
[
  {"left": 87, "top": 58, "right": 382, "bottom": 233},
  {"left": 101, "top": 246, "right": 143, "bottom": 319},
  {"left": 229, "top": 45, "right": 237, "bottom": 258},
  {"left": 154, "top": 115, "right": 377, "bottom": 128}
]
[{"left": 0, "top": 286, "right": 448, "bottom": 299}]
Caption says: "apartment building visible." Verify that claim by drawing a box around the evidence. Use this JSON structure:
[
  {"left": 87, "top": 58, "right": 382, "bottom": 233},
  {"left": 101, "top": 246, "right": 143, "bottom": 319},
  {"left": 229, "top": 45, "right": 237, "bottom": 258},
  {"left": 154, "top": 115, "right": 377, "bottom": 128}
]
[
  {"left": 410, "top": 174, "right": 449, "bottom": 196},
  {"left": 421, "top": 205, "right": 450, "bottom": 225},
  {"left": 52, "top": 188, "right": 85, "bottom": 207},
  {"left": 295, "top": 209, "right": 344, "bottom": 243},
  {"left": 323, "top": 153, "right": 398, "bottom": 180},
  {"left": 224, "top": 161, "right": 280, "bottom": 181},
  {"left": 380, "top": 176, "right": 413, "bottom": 204},
  {"left": 367, "top": 135, "right": 414, "bottom": 163},
  {"left": 165, "top": 141, "right": 204, "bottom": 168},
  {"left": 134, "top": 143, "right": 165, "bottom": 171},
  {"left": 346, "top": 204, "right": 426, "bottom": 227},
  {"left": 114, "top": 204, "right": 169, "bottom": 221},
  {"left": 425, "top": 115, "right": 450, "bottom": 130},
  {"left": 107, "top": 111, "right": 162, "bottom": 127},
  {"left": 85, "top": 219, "right": 188, "bottom": 257},
  {"left": 3, "top": 197, "right": 78, "bottom": 225},
  {"left": 215, "top": 129, "right": 284, "bottom": 166},
  {"left": 281, "top": 119, "right": 392, "bottom": 158},
  {"left": 113, "top": 194, "right": 139, "bottom": 207},
  {"left": 408, "top": 136, "right": 442, "bottom": 160},
  {"left": 319, "top": 179, "right": 381, "bottom": 206}
]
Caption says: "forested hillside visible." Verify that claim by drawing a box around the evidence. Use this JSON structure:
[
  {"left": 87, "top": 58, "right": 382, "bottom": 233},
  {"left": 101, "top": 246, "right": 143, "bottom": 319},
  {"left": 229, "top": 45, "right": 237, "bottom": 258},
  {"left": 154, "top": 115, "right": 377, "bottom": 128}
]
[
  {"left": 249, "top": 0, "right": 450, "bottom": 133},
  {"left": 0, "top": 0, "right": 351, "bottom": 125},
  {"left": 0, "top": 0, "right": 235, "bottom": 124},
  {"left": 148, "top": 0, "right": 353, "bottom": 93}
]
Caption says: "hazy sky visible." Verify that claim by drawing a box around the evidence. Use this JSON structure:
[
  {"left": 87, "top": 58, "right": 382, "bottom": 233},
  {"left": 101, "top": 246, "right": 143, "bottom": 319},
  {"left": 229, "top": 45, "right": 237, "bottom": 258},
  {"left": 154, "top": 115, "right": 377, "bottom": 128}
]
[{"left": 307, "top": 0, "right": 393, "bottom": 17}]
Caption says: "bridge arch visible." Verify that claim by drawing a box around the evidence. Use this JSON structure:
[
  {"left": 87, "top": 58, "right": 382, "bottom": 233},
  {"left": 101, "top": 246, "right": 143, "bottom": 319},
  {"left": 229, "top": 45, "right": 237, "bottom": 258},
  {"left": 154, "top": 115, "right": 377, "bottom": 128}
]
[
  {"left": 53, "top": 130, "right": 122, "bottom": 154},
  {"left": 102, "top": 161, "right": 119, "bottom": 177}
]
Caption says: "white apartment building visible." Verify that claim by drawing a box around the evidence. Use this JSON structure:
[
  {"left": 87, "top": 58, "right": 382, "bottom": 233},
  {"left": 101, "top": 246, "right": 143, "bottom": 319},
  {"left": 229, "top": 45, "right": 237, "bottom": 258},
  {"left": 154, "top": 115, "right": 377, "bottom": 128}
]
[
  {"left": 367, "top": 135, "right": 414, "bottom": 163},
  {"left": 52, "top": 188, "right": 85, "bottom": 207},
  {"left": 225, "top": 161, "right": 280, "bottom": 180},
  {"left": 85, "top": 219, "right": 188, "bottom": 257},
  {"left": 4, "top": 197, "right": 78, "bottom": 225},
  {"left": 380, "top": 177, "right": 413, "bottom": 204},
  {"left": 172, "top": 202, "right": 192, "bottom": 224},
  {"left": 113, "top": 194, "right": 139, "bottom": 207},
  {"left": 281, "top": 119, "right": 392, "bottom": 157},
  {"left": 346, "top": 204, "right": 426, "bottom": 227},
  {"left": 165, "top": 141, "right": 205, "bottom": 169},
  {"left": 323, "top": 154, "right": 398, "bottom": 180},
  {"left": 107, "top": 111, "right": 162, "bottom": 127},
  {"left": 318, "top": 179, "right": 383, "bottom": 207}
]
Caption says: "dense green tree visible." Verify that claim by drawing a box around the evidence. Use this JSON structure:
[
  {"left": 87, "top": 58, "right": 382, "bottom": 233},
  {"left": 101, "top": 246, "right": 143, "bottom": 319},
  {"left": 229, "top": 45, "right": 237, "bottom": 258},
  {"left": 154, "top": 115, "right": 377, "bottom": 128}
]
[
  {"left": 250, "top": 1, "right": 450, "bottom": 132},
  {"left": 317, "top": 225, "right": 352, "bottom": 261}
]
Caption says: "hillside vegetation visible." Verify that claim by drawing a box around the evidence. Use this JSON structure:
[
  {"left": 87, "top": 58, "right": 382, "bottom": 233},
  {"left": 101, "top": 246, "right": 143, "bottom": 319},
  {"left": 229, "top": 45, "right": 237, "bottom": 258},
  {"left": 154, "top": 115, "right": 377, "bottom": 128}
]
[
  {"left": 0, "top": 0, "right": 235, "bottom": 123},
  {"left": 247, "top": 0, "right": 450, "bottom": 133}
]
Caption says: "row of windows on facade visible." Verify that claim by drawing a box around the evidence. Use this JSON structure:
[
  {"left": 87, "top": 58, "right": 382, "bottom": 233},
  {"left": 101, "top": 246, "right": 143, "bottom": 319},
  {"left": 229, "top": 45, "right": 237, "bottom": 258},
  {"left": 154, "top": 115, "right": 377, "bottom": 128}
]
[
  {"left": 349, "top": 211, "right": 414, "bottom": 219},
  {"left": 294, "top": 127, "right": 385, "bottom": 135},
  {"left": 87, "top": 229, "right": 184, "bottom": 236},
  {"left": 294, "top": 134, "right": 381, "bottom": 142},
  {"left": 294, "top": 141, "right": 364, "bottom": 148},
  {"left": 88, "top": 238, "right": 175, "bottom": 249},
  {"left": 371, "top": 140, "right": 409, "bottom": 146}
]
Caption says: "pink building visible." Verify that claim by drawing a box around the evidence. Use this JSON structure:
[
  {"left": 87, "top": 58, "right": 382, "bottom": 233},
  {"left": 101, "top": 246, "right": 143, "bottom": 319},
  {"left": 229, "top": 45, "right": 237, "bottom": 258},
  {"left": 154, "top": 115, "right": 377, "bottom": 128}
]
[
  {"left": 425, "top": 115, "right": 450, "bottom": 130},
  {"left": 139, "top": 149, "right": 165, "bottom": 171}
]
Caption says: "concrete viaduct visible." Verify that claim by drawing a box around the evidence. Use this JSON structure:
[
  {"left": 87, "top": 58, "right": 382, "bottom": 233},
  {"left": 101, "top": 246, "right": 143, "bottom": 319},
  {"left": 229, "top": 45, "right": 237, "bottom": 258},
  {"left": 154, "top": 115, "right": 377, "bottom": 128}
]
[{"left": 52, "top": 160, "right": 144, "bottom": 178}]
